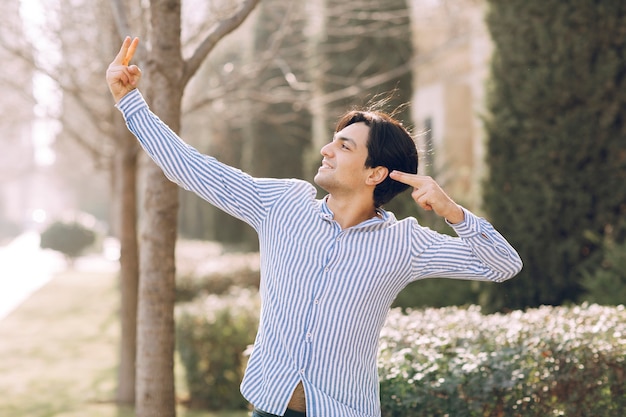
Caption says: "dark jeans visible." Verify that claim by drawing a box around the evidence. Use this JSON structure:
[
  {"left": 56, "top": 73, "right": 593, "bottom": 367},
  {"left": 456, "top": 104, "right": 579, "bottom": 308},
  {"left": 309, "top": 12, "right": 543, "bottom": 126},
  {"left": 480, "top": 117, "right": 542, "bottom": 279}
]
[{"left": 252, "top": 408, "right": 306, "bottom": 417}]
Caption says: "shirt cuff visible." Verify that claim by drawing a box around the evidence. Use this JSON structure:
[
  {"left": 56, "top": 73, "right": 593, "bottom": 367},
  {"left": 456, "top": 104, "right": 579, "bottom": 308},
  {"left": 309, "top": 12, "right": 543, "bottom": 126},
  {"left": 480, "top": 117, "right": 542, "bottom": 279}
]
[
  {"left": 115, "top": 89, "right": 147, "bottom": 121},
  {"left": 447, "top": 206, "right": 481, "bottom": 238}
]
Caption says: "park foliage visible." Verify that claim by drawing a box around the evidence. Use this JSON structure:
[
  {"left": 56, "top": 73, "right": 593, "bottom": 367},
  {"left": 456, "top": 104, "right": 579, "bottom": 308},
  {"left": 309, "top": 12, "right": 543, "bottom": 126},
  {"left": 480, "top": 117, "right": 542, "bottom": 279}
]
[
  {"left": 176, "top": 287, "right": 260, "bottom": 410},
  {"left": 39, "top": 220, "right": 96, "bottom": 263},
  {"left": 174, "top": 251, "right": 626, "bottom": 415},
  {"left": 482, "top": 0, "right": 626, "bottom": 311},
  {"left": 379, "top": 304, "right": 625, "bottom": 417}
]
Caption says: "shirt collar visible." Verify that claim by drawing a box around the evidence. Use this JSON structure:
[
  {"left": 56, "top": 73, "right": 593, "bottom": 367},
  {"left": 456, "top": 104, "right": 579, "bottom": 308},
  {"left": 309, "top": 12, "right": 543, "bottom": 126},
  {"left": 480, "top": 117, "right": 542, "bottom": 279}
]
[{"left": 318, "top": 195, "right": 391, "bottom": 229}]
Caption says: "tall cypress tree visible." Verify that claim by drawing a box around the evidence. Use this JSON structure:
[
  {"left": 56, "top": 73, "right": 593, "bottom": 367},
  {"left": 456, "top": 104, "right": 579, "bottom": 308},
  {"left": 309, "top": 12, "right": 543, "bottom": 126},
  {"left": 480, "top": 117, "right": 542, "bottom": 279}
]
[{"left": 482, "top": 1, "right": 626, "bottom": 311}]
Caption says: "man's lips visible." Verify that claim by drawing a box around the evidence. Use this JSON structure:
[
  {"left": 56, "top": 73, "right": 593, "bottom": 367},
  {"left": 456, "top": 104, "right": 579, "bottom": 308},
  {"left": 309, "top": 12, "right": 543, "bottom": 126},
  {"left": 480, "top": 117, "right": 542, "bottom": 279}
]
[{"left": 319, "top": 160, "right": 333, "bottom": 170}]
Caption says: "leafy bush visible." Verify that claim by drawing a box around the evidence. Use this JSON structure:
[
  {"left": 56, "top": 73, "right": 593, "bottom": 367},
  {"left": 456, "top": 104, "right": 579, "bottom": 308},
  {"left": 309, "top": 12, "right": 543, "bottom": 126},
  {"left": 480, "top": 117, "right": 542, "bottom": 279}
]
[
  {"left": 175, "top": 284, "right": 625, "bottom": 415},
  {"left": 176, "top": 287, "right": 260, "bottom": 410},
  {"left": 379, "top": 303, "right": 626, "bottom": 417},
  {"left": 175, "top": 243, "right": 260, "bottom": 302},
  {"left": 40, "top": 220, "right": 96, "bottom": 263},
  {"left": 580, "top": 229, "right": 626, "bottom": 306}
]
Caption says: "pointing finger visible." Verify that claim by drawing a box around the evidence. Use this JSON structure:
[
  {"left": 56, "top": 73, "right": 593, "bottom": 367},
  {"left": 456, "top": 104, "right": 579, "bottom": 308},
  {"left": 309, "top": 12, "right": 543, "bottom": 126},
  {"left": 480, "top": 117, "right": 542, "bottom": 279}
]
[
  {"left": 122, "top": 37, "right": 139, "bottom": 66},
  {"left": 389, "top": 170, "right": 425, "bottom": 187},
  {"left": 391, "top": 171, "right": 463, "bottom": 222}
]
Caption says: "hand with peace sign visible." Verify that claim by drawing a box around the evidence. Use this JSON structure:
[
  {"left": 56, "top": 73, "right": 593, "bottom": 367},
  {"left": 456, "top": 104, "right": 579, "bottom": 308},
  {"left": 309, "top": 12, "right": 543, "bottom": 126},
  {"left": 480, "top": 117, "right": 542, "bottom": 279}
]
[
  {"left": 106, "top": 36, "right": 141, "bottom": 103},
  {"left": 389, "top": 170, "right": 465, "bottom": 224}
]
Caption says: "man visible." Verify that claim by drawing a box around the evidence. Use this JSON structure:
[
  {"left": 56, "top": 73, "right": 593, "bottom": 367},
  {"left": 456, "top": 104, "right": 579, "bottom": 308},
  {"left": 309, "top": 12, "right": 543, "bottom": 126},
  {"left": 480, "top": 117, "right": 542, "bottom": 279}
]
[{"left": 107, "top": 37, "right": 522, "bottom": 417}]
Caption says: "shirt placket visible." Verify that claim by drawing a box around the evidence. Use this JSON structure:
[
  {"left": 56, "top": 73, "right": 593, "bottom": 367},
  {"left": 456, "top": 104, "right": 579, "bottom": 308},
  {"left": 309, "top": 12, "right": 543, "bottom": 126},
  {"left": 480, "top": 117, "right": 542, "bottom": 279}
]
[{"left": 298, "top": 222, "right": 345, "bottom": 377}]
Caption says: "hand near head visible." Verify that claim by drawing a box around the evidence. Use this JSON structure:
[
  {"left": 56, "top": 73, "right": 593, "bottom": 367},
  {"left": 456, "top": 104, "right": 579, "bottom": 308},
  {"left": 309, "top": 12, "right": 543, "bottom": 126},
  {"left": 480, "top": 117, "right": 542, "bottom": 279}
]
[
  {"left": 106, "top": 36, "right": 141, "bottom": 103},
  {"left": 389, "top": 171, "right": 465, "bottom": 224}
]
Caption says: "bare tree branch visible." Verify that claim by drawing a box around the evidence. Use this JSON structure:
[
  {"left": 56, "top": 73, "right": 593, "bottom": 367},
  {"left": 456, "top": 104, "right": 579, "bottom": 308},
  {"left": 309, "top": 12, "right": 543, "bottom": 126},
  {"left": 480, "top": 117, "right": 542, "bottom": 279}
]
[
  {"left": 182, "top": 0, "right": 261, "bottom": 86},
  {"left": 0, "top": 78, "right": 37, "bottom": 107},
  {"left": 59, "top": 117, "right": 113, "bottom": 169},
  {"left": 182, "top": 2, "right": 299, "bottom": 114}
]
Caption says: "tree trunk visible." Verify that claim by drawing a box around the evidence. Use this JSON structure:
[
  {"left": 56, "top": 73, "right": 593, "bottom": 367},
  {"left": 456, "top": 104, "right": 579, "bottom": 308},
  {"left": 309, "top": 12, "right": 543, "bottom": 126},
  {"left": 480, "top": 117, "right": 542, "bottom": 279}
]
[
  {"left": 130, "top": 1, "right": 260, "bottom": 414},
  {"left": 115, "top": 124, "right": 139, "bottom": 405},
  {"left": 135, "top": 1, "right": 183, "bottom": 416},
  {"left": 304, "top": 0, "right": 329, "bottom": 179},
  {"left": 136, "top": 162, "right": 179, "bottom": 417}
]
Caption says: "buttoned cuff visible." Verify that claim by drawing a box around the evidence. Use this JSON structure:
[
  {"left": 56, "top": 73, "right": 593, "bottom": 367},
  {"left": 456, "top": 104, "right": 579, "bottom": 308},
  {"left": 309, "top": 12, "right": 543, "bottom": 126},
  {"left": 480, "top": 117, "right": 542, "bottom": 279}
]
[
  {"left": 115, "top": 89, "right": 147, "bottom": 121},
  {"left": 447, "top": 206, "right": 482, "bottom": 238}
]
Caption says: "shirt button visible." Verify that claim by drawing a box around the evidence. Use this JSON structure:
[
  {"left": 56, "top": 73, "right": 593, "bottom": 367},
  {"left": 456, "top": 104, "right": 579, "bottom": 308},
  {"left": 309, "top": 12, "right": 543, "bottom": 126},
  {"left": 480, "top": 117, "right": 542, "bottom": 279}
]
[
  {"left": 314, "top": 299, "right": 320, "bottom": 305},
  {"left": 300, "top": 369, "right": 305, "bottom": 374},
  {"left": 324, "top": 267, "right": 329, "bottom": 272}
]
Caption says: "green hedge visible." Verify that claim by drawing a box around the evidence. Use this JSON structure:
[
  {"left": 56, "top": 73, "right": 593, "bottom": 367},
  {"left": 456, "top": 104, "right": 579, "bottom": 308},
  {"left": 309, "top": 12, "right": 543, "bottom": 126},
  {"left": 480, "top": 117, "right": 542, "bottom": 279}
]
[
  {"left": 580, "top": 231, "right": 626, "bottom": 306},
  {"left": 175, "top": 250, "right": 260, "bottom": 302},
  {"left": 379, "top": 303, "right": 626, "bottom": 417},
  {"left": 40, "top": 220, "right": 96, "bottom": 262},
  {"left": 175, "top": 288, "right": 260, "bottom": 410},
  {"left": 176, "top": 288, "right": 625, "bottom": 414}
]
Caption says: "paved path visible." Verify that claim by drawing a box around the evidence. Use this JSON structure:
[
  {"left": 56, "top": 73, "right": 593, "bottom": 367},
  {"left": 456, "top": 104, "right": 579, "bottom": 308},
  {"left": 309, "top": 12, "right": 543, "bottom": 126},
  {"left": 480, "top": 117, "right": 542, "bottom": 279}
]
[{"left": 0, "top": 232, "right": 119, "bottom": 320}]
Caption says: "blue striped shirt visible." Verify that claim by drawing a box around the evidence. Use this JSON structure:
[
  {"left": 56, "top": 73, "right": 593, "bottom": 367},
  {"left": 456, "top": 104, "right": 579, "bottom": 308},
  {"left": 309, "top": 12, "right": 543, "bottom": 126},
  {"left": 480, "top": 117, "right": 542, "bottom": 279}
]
[{"left": 117, "top": 89, "right": 522, "bottom": 417}]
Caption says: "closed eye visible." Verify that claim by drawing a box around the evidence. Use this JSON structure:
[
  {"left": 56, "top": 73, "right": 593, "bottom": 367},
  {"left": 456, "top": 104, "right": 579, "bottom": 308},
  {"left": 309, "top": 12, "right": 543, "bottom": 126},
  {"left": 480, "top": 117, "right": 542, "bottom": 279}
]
[{"left": 332, "top": 134, "right": 356, "bottom": 151}]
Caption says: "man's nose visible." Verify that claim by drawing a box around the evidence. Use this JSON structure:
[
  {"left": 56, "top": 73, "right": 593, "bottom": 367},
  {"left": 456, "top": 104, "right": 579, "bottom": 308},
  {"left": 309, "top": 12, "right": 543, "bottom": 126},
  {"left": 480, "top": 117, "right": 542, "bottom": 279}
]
[{"left": 320, "top": 142, "right": 333, "bottom": 156}]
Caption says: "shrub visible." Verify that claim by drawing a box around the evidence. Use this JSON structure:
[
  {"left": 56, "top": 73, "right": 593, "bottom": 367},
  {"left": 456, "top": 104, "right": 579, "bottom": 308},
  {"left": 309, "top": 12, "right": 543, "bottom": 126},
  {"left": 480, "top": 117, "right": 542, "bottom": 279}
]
[
  {"left": 580, "top": 229, "right": 626, "bottom": 306},
  {"left": 175, "top": 242, "right": 260, "bottom": 302},
  {"left": 40, "top": 220, "right": 96, "bottom": 264},
  {"left": 176, "top": 287, "right": 260, "bottom": 410},
  {"left": 378, "top": 303, "right": 626, "bottom": 417},
  {"left": 173, "top": 264, "right": 626, "bottom": 416}
]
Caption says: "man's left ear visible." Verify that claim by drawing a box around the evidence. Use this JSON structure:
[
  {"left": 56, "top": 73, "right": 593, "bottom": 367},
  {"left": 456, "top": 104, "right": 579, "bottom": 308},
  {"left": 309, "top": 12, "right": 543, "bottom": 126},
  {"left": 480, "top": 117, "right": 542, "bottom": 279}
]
[{"left": 367, "top": 166, "right": 389, "bottom": 186}]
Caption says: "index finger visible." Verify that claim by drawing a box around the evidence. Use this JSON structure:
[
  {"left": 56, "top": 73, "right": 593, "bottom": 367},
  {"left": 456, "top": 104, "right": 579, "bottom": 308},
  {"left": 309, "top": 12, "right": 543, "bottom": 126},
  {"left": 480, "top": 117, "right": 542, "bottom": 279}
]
[
  {"left": 389, "top": 170, "right": 425, "bottom": 187},
  {"left": 122, "top": 37, "right": 139, "bottom": 66},
  {"left": 113, "top": 36, "right": 139, "bottom": 66}
]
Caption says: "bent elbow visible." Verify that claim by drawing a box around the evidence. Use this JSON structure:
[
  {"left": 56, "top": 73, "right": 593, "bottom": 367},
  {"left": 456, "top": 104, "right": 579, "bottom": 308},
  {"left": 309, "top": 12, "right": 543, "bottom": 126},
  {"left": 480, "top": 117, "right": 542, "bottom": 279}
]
[{"left": 495, "top": 255, "right": 523, "bottom": 283}]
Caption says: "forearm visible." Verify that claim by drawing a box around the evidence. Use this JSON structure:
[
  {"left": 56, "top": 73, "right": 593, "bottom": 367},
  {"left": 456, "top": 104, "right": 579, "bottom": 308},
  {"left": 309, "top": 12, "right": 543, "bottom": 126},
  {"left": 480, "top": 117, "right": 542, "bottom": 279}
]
[{"left": 448, "top": 207, "right": 523, "bottom": 281}]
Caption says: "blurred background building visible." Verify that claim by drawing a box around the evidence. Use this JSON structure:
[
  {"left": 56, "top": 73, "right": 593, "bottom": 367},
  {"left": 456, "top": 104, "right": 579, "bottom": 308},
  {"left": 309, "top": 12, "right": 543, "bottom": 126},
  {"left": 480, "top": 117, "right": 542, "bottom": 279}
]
[{"left": 410, "top": 0, "right": 490, "bottom": 211}]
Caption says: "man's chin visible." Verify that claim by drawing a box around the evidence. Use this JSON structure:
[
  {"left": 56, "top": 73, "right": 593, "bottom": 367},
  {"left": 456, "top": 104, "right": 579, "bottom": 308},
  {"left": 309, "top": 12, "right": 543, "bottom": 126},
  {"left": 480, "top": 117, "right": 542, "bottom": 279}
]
[{"left": 313, "top": 174, "right": 329, "bottom": 191}]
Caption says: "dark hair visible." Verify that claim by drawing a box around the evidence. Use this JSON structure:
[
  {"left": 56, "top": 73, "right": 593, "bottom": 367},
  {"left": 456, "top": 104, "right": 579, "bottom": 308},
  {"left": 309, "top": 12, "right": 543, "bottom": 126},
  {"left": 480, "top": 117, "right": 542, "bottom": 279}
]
[{"left": 335, "top": 110, "right": 418, "bottom": 207}]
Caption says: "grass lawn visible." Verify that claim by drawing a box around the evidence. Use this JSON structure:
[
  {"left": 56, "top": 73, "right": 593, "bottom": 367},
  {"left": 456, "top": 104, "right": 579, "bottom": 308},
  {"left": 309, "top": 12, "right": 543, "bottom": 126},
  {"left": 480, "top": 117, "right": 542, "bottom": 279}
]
[{"left": 0, "top": 268, "right": 247, "bottom": 417}]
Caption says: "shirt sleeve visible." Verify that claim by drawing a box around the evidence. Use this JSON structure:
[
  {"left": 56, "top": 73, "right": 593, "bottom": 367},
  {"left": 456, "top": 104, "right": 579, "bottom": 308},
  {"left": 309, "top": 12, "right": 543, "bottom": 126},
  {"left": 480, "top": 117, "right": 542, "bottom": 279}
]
[
  {"left": 115, "top": 89, "right": 293, "bottom": 231},
  {"left": 410, "top": 207, "right": 523, "bottom": 283}
]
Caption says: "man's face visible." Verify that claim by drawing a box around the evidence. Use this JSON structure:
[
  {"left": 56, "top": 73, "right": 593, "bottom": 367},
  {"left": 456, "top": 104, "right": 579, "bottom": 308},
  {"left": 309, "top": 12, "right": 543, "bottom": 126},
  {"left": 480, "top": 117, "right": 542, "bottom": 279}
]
[{"left": 314, "top": 122, "right": 372, "bottom": 193}]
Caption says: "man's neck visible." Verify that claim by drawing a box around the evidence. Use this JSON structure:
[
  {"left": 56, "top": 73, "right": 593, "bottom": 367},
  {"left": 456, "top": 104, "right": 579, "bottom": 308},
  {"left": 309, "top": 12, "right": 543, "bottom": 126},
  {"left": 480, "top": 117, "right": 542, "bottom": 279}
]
[{"left": 326, "top": 194, "right": 379, "bottom": 229}]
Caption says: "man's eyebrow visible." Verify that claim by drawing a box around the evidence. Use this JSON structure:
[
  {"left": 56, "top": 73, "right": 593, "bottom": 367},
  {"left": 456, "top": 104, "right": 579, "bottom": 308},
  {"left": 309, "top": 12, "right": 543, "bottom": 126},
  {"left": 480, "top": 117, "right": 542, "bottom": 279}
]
[{"left": 333, "top": 133, "right": 358, "bottom": 147}]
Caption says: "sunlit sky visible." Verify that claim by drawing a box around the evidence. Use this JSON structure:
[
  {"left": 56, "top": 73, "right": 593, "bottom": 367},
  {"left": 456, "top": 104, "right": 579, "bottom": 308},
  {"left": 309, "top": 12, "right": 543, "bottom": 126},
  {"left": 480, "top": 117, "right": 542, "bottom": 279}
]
[{"left": 19, "top": 0, "right": 60, "bottom": 166}]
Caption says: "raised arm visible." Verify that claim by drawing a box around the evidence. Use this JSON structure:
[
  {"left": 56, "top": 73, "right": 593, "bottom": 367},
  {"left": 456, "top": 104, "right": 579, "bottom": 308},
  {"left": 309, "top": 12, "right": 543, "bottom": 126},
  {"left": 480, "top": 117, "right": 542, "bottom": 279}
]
[
  {"left": 105, "top": 37, "right": 297, "bottom": 232},
  {"left": 106, "top": 36, "right": 142, "bottom": 103}
]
